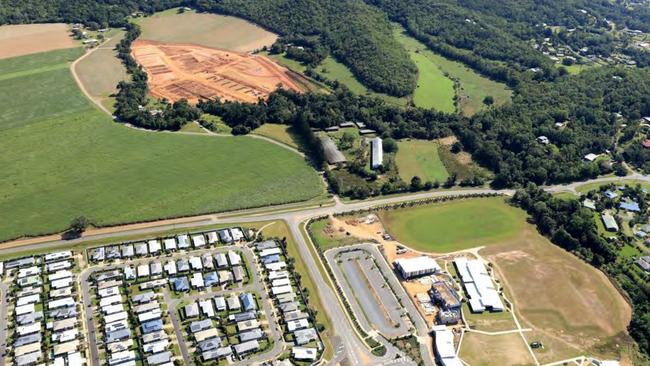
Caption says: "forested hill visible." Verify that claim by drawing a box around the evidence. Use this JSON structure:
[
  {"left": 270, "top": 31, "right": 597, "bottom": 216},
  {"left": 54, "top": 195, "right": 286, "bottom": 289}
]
[
  {"left": 457, "top": 67, "right": 650, "bottom": 187},
  {"left": 193, "top": 0, "right": 417, "bottom": 97}
]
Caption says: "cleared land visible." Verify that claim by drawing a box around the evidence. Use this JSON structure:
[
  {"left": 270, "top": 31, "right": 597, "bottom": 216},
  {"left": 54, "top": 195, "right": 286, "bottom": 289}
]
[
  {"left": 395, "top": 139, "right": 449, "bottom": 182},
  {"left": 459, "top": 332, "right": 535, "bottom": 366},
  {"left": 0, "top": 49, "right": 323, "bottom": 241},
  {"left": 132, "top": 40, "right": 304, "bottom": 103},
  {"left": 394, "top": 26, "right": 511, "bottom": 116},
  {"left": 481, "top": 226, "right": 633, "bottom": 363},
  {"left": 379, "top": 197, "right": 526, "bottom": 253},
  {"left": 75, "top": 31, "right": 128, "bottom": 105},
  {"left": 0, "top": 23, "right": 77, "bottom": 59},
  {"left": 135, "top": 9, "right": 277, "bottom": 53}
]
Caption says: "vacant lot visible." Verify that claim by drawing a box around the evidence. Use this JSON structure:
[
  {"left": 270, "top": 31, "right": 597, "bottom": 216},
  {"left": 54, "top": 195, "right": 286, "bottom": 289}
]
[
  {"left": 0, "top": 49, "right": 323, "bottom": 241},
  {"left": 75, "top": 31, "right": 128, "bottom": 104},
  {"left": 459, "top": 332, "right": 535, "bottom": 366},
  {"left": 132, "top": 40, "right": 303, "bottom": 103},
  {"left": 379, "top": 197, "right": 526, "bottom": 253},
  {"left": 394, "top": 26, "right": 511, "bottom": 116},
  {"left": 0, "top": 23, "right": 77, "bottom": 59},
  {"left": 395, "top": 139, "right": 449, "bottom": 182},
  {"left": 135, "top": 9, "right": 277, "bottom": 52},
  {"left": 481, "top": 225, "right": 633, "bottom": 363}
]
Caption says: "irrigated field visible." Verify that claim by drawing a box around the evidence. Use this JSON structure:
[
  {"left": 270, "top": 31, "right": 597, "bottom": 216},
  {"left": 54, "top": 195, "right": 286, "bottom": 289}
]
[
  {"left": 0, "top": 48, "right": 323, "bottom": 242},
  {"left": 481, "top": 227, "right": 634, "bottom": 363},
  {"left": 379, "top": 197, "right": 526, "bottom": 253},
  {"left": 135, "top": 9, "right": 277, "bottom": 53},
  {"left": 395, "top": 139, "right": 449, "bottom": 182},
  {"left": 0, "top": 23, "right": 77, "bottom": 59},
  {"left": 394, "top": 26, "right": 511, "bottom": 116},
  {"left": 132, "top": 40, "right": 304, "bottom": 104}
]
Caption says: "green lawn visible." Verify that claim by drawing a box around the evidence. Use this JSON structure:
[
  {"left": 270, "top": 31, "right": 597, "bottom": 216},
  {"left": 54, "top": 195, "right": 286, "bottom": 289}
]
[
  {"left": 0, "top": 49, "right": 323, "bottom": 241},
  {"left": 393, "top": 26, "right": 511, "bottom": 116},
  {"left": 379, "top": 197, "right": 527, "bottom": 252},
  {"left": 395, "top": 139, "right": 449, "bottom": 182},
  {"left": 316, "top": 56, "right": 408, "bottom": 106}
]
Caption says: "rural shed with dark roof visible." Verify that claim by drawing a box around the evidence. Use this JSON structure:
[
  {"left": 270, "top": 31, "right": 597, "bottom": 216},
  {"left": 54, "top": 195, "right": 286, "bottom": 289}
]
[{"left": 320, "top": 136, "right": 346, "bottom": 165}]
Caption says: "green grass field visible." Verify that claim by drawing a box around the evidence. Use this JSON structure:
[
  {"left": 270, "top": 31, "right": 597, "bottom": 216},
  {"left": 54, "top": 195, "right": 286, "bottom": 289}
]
[
  {"left": 410, "top": 51, "right": 455, "bottom": 112},
  {"left": 252, "top": 123, "right": 303, "bottom": 149},
  {"left": 379, "top": 197, "right": 526, "bottom": 252},
  {"left": 393, "top": 26, "right": 511, "bottom": 116},
  {"left": 75, "top": 31, "right": 128, "bottom": 104},
  {"left": 316, "top": 56, "right": 408, "bottom": 106},
  {"left": 395, "top": 139, "right": 449, "bottom": 182},
  {"left": 0, "top": 49, "right": 323, "bottom": 241}
]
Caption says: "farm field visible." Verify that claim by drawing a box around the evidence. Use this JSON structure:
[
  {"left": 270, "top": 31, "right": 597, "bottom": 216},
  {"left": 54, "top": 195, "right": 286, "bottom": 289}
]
[
  {"left": 0, "top": 23, "right": 77, "bottom": 59},
  {"left": 0, "top": 48, "right": 88, "bottom": 130},
  {"left": 395, "top": 139, "right": 449, "bottom": 182},
  {"left": 394, "top": 26, "right": 511, "bottom": 116},
  {"left": 379, "top": 197, "right": 526, "bottom": 253},
  {"left": 481, "top": 225, "right": 634, "bottom": 363},
  {"left": 75, "top": 31, "right": 128, "bottom": 106},
  {"left": 409, "top": 51, "right": 455, "bottom": 112},
  {"left": 134, "top": 9, "right": 277, "bottom": 53},
  {"left": 0, "top": 48, "right": 323, "bottom": 242},
  {"left": 459, "top": 332, "right": 535, "bottom": 366},
  {"left": 252, "top": 123, "right": 302, "bottom": 149},
  {"left": 132, "top": 40, "right": 304, "bottom": 103}
]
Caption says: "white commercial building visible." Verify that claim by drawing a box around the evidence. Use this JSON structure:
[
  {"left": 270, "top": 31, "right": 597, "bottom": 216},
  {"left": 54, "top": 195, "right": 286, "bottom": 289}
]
[
  {"left": 370, "top": 137, "right": 383, "bottom": 169},
  {"left": 394, "top": 256, "right": 440, "bottom": 279},
  {"left": 432, "top": 325, "right": 463, "bottom": 366},
  {"left": 454, "top": 257, "right": 504, "bottom": 313}
]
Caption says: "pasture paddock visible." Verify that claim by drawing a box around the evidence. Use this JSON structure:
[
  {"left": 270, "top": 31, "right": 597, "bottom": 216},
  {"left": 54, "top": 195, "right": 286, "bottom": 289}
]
[
  {"left": 135, "top": 10, "right": 277, "bottom": 53},
  {"left": 0, "top": 24, "right": 77, "bottom": 59},
  {"left": 395, "top": 139, "right": 450, "bottom": 182}
]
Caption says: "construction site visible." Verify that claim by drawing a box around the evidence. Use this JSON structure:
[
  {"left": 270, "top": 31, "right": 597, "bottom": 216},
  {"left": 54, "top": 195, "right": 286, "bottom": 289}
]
[{"left": 131, "top": 39, "right": 305, "bottom": 104}]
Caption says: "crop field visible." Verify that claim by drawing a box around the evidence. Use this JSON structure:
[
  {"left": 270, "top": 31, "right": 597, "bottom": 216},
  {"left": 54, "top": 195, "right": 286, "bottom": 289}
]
[
  {"left": 394, "top": 26, "right": 511, "bottom": 116},
  {"left": 379, "top": 197, "right": 526, "bottom": 253},
  {"left": 481, "top": 224, "right": 633, "bottom": 363},
  {"left": 0, "top": 48, "right": 88, "bottom": 130},
  {"left": 459, "top": 332, "right": 535, "bottom": 366},
  {"left": 395, "top": 139, "right": 449, "bottom": 182},
  {"left": 0, "top": 23, "right": 77, "bottom": 59},
  {"left": 132, "top": 40, "right": 304, "bottom": 104},
  {"left": 75, "top": 31, "right": 128, "bottom": 105},
  {"left": 0, "top": 48, "right": 323, "bottom": 242},
  {"left": 135, "top": 9, "right": 277, "bottom": 53}
]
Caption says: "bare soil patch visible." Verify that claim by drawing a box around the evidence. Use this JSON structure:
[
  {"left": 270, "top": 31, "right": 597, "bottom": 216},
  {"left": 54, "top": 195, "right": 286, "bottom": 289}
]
[
  {"left": 0, "top": 24, "right": 77, "bottom": 59},
  {"left": 131, "top": 40, "right": 304, "bottom": 104},
  {"left": 481, "top": 225, "right": 633, "bottom": 362}
]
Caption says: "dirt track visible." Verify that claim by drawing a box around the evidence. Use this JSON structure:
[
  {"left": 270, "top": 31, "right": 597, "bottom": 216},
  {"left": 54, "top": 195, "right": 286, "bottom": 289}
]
[{"left": 131, "top": 40, "right": 304, "bottom": 103}]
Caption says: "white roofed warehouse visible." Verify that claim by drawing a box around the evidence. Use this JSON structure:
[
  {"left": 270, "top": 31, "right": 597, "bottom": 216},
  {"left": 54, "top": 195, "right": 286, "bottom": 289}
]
[
  {"left": 370, "top": 137, "right": 383, "bottom": 169},
  {"left": 394, "top": 256, "right": 440, "bottom": 279},
  {"left": 453, "top": 257, "right": 504, "bottom": 313}
]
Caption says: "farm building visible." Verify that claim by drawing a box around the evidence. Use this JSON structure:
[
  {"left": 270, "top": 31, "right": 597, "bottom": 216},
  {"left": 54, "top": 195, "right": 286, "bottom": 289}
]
[
  {"left": 602, "top": 213, "right": 619, "bottom": 232},
  {"left": 584, "top": 153, "right": 598, "bottom": 162},
  {"left": 370, "top": 137, "right": 383, "bottom": 169},
  {"left": 320, "top": 136, "right": 346, "bottom": 165},
  {"left": 583, "top": 199, "right": 596, "bottom": 210},
  {"left": 619, "top": 200, "right": 640, "bottom": 212},
  {"left": 394, "top": 256, "right": 441, "bottom": 279},
  {"left": 453, "top": 257, "right": 504, "bottom": 313},
  {"left": 432, "top": 325, "right": 462, "bottom": 366},
  {"left": 636, "top": 256, "right": 650, "bottom": 272}
]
